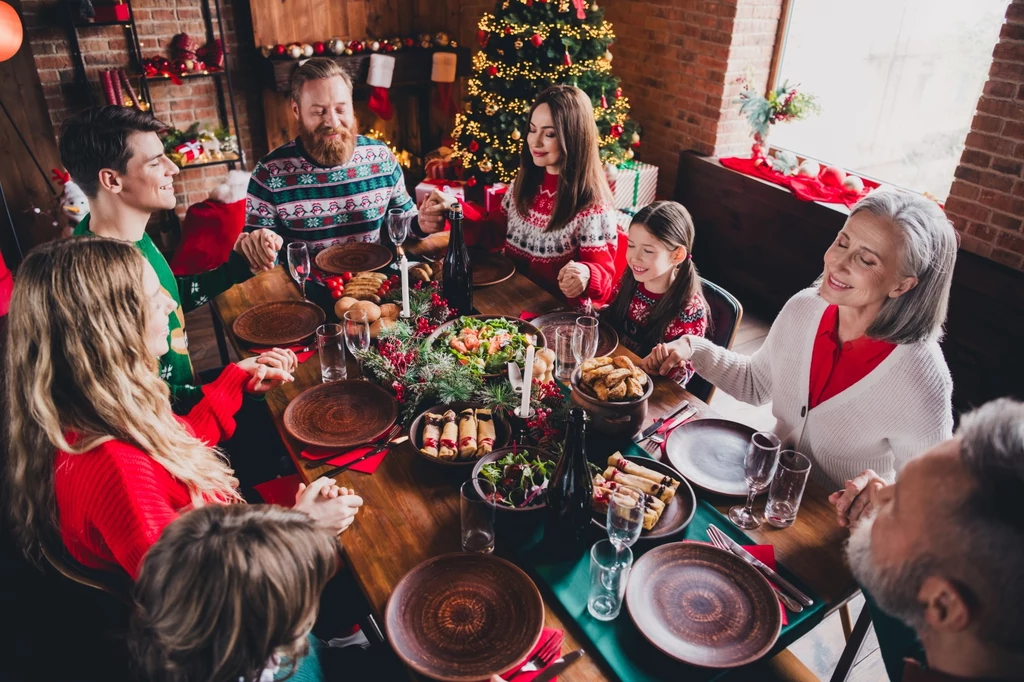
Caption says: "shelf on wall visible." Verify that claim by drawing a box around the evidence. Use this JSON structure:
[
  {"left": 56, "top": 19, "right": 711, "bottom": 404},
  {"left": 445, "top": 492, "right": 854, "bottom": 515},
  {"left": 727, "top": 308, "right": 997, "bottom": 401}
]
[
  {"left": 74, "top": 20, "right": 132, "bottom": 28},
  {"left": 145, "top": 70, "right": 227, "bottom": 83},
  {"left": 175, "top": 157, "right": 241, "bottom": 171}
]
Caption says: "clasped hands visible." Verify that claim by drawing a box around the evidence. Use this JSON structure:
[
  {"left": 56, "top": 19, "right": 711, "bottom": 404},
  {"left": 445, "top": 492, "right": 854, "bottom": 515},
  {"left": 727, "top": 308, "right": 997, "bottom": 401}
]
[
  {"left": 294, "top": 477, "right": 363, "bottom": 535},
  {"left": 236, "top": 347, "right": 298, "bottom": 395},
  {"left": 639, "top": 336, "right": 695, "bottom": 377}
]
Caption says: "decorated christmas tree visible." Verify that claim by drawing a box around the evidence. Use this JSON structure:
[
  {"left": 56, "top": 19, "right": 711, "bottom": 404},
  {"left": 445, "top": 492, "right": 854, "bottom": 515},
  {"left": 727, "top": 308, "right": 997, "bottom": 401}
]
[{"left": 451, "top": 0, "right": 641, "bottom": 187}]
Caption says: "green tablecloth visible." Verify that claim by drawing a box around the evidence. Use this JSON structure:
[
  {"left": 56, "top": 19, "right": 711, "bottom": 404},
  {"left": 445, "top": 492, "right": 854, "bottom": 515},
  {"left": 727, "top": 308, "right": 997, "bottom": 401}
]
[{"left": 516, "top": 437, "right": 827, "bottom": 682}]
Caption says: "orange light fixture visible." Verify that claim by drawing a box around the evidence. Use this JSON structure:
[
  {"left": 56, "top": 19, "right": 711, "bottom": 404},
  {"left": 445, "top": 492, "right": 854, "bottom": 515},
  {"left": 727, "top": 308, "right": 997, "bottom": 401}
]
[{"left": 0, "top": 1, "right": 24, "bottom": 63}]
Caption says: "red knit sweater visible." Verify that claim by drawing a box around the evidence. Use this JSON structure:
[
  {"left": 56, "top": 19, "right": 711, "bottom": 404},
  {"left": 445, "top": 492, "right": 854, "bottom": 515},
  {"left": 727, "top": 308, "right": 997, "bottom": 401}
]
[
  {"left": 54, "top": 364, "right": 249, "bottom": 579},
  {"left": 467, "top": 173, "right": 620, "bottom": 306}
]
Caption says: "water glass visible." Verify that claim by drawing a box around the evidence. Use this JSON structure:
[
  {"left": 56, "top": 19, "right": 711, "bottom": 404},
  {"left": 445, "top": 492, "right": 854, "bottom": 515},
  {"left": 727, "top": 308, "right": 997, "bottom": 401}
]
[
  {"left": 461, "top": 480, "right": 495, "bottom": 554},
  {"left": 588, "top": 540, "right": 632, "bottom": 621},
  {"left": 554, "top": 327, "right": 576, "bottom": 381},
  {"left": 343, "top": 310, "right": 371, "bottom": 378},
  {"left": 766, "top": 450, "right": 812, "bottom": 528},
  {"left": 572, "top": 316, "right": 599, "bottom": 365},
  {"left": 316, "top": 323, "right": 346, "bottom": 383},
  {"left": 387, "top": 208, "right": 410, "bottom": 248},
  {"left": 287, "top": 243, "right": 310, "bottom": 300},
  {"left": 728, "top": 431, "right": 781, "bottom": 530},
  {"left": 606, "top": 491, "right": 645, "bottom": 550}
]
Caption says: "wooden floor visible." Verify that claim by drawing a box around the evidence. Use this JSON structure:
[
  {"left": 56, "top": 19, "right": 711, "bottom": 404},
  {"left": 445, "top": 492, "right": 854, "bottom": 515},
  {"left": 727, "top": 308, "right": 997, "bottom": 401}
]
[{"left": 183, "top": 304, "right": 888, "bottom": 682}]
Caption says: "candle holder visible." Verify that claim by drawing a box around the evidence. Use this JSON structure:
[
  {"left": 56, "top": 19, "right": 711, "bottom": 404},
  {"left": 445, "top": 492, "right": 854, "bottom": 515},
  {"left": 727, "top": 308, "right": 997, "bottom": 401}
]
[{"left": 508, "top": 406, "right": 536, "bottom": 447}]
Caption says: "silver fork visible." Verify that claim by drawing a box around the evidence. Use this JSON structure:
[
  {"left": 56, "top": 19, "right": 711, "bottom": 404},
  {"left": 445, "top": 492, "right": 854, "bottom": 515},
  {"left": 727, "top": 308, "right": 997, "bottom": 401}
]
[
  {"left": 508, "top": 631, "right": 562, "bottom": 679},
  {"left": 706, "top": 526, "right": 803, "bottom": 613}
]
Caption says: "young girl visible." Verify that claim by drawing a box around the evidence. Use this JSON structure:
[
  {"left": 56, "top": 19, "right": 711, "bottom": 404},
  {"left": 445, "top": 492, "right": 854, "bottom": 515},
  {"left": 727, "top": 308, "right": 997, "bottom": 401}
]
[
  {"left": 462, "top": 85, "right": 619, "bottom": 306},
  {"left": 131, "top": 504, "right": 339, "bottom": 682},
  {"left": 603, "top": 201, "right": 708, "bottom": 385},
  {"left": 4, "top": 237, "right": 359, "bottom": 579}
]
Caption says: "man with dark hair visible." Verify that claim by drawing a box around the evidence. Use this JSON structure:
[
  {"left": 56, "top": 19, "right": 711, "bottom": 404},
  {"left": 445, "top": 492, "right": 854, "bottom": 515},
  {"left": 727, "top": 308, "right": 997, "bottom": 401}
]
[
  {"left": 245, "top": 57, "right": 446, "bottom": 254},
  {"left": 839, "top": 398, "right": 1024, "bottom": 681},
  {"left": 60, "top": 106, "right": 282, "bottom": 412}
]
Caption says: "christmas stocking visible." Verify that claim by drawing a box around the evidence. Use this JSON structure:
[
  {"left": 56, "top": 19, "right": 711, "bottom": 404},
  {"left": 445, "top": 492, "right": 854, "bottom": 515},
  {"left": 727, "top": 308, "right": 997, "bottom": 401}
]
[
  {"left": 431, "top": 52, "right": 457, "bottom": 118},
  {"left": 367, "top": 54, "right": 395, "bottom": 120}
]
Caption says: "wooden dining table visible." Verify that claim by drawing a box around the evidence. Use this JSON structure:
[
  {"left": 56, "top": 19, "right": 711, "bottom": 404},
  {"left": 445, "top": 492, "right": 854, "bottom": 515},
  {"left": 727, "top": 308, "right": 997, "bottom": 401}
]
[{"left": 212, "top": 233, "right": 858, "bottom": 681}]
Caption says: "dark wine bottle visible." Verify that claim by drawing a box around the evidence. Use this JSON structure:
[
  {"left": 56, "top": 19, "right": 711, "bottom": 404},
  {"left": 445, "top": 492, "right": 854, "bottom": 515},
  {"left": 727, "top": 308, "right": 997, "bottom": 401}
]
[
  {"left": 544, "top": 407, "right": 593, "bottom": 557},
  {"left": 442, "top": 202, "right": 473, "bottom": 316}
]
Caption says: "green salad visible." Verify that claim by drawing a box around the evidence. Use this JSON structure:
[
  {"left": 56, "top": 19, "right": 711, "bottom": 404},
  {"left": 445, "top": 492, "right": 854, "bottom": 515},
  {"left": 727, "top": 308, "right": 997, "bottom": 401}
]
[
  {"left": 479, "top": 451, "right": 553, "bottom": 508},
  {"left": 439, "top": 317, "right": 535, "bottom": 374}
]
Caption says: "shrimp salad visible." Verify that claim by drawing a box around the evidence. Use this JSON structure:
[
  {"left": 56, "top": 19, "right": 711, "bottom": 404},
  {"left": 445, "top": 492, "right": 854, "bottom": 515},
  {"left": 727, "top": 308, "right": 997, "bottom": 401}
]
[{"left": 440, "top": 317, "right": 536, "bottom": 374}]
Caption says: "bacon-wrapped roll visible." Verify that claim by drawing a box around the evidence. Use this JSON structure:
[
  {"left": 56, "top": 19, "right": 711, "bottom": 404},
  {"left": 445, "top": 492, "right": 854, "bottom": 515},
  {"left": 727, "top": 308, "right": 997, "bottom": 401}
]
[
  {"left": 475, "top": 409, "right": 495, "bottom": 456},
  {"left": 457, "top": 408, "right": 478, "bottom": 459},
  {"left": 420, "top": 412, "right": 444, "bottom": 458},
  {"left": 439, "top": 410, "right": 458, "bottom": 460}
]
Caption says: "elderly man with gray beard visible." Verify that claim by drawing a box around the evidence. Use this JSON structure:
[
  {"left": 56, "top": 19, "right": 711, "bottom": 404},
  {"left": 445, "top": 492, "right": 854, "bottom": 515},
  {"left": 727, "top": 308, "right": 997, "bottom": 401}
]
[{"left": 838, "top": 398, "right": 1024, "bottom": 682}]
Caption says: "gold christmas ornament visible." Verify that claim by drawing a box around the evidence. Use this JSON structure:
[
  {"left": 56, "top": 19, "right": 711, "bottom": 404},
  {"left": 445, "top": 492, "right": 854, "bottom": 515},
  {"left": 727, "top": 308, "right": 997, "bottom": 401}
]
[
  {"left": 631, "top": 132, "right": 640, "bottom": 144},
  {"left": 464, "top": 101, "right": 473, "bottom": 113},
  {"left": 514, "top": 39, "right": 523, "bottom": 49},
  {"left": 480, "top": 159, "right": 493, "bottom": 173},
  {"left": 511, "top": 129, "right": 521, "bottom": 140},
  {"left": 591, "top": 2, "right": 599, "bottom": 9},
  {"left": 433, "top": 31, "right": 451, "bottom": 47},
  {"left": 450, "top": 40, "right": 458, "bottom": 48},
  {"left": 604, "top": 50, "right": 613, "bottom": 62},
  {"left": 626, "top": 148, "right": 635, "bottom": 159},
  {"left": 485, "top": 102, "right": 499, "bottom": 116}
]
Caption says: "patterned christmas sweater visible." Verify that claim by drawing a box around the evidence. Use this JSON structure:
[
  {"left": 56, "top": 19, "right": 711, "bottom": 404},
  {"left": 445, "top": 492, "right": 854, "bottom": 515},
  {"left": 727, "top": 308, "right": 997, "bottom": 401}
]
[
  {"left": 245, "top": 136, "right": 417, "bottom": 251},
  {"left": 614, "top": 282, "right": 708, "bottom": 385},
  {"left": 74, "top": 215, "right": 252, "bottom": 412},
  {"left": 468, "top": 173, "right": 620, "bottom": 306}
]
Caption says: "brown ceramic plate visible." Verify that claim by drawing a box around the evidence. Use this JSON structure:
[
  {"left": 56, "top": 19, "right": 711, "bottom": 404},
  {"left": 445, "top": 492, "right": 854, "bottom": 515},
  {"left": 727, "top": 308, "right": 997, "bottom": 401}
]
[
  {"left": 472, "top": 446, "right": 559, "bottom": 512},
  {"left": 232, "top": 300, "right": 326, "bottom": 347},
  {"left": 533, "top": 311, "right": 619, "bottom": 358},
  {"left": 282, "top": 381, "right": 398, "bottom": 449},
  {"left": 315, "top": 242, "right": 392, "bottom": 274},
  {"left": 590, "top": 455, "right": 695, "bottom": 541},
  {"left": 469, "top": 249, "right": 516, "bottom": 287},
  {"left": 664, "top": 419, "right": 758, "bottom": 497},
  {"left": 424, "top": 315, "right": 545, "bottom": 380},
  {"left": 626, "top": 542, "right": 781, "bottom": 668},
  {"left": 409, "top": 402, "right": 511, "bottom": 468},
  {"left": 386, "top": 553, "right": 545, "bottom": 682}
]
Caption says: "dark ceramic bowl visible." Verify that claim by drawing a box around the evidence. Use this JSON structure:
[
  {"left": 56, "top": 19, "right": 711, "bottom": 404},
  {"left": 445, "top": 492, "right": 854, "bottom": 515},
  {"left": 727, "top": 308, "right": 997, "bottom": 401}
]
[
  {"left": 472, "top": 446, "right": 559, "bottom": 513},
  {"left": 408, "top": 402, "right": 511, "bottom": 468},
  {"left": 569, "top": 365, "right": 653, "bottom": 437},
  {"left": 424, "top": 315, "right": 545, "bottom": 380},
  {"left": 589, "top": 454, "right": 696, "bottom": 543}
]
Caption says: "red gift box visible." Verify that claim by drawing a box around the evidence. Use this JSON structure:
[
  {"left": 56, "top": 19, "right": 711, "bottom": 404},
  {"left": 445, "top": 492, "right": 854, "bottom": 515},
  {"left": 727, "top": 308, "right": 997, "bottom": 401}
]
[
  {"left": 484, "top": 183, "right": 508, "bottom": 214},
  {"left": 174, "top": 140, "right": 204, "bottom": 164},
  {"left": 93, "top": 3, "right": 131, "bottom": 22}
]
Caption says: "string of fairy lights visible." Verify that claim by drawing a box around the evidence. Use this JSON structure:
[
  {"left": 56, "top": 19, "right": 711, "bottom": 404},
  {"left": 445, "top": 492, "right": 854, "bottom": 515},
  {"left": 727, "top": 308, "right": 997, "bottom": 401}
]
[{"left": 477, "top": 14, "right": 616, "bottom": 43}]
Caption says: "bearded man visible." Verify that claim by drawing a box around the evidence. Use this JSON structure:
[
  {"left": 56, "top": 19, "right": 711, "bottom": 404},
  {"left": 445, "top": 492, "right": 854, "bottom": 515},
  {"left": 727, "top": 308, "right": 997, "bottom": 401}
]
[{"left": 245, "top": 58, "right": 446, "bottom": 257}]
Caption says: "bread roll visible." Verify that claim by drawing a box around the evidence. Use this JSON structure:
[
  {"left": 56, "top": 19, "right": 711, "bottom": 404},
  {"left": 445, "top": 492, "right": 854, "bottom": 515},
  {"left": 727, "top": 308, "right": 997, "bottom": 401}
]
[
  {"left": 351, "top": 300, "right": 381, "bottom": 323},
  {"left": 334, "top": 297, "right": 359, "bottom": 317},
  {"left": 379, "top": 303, "right": 400, "bottom": 320}
]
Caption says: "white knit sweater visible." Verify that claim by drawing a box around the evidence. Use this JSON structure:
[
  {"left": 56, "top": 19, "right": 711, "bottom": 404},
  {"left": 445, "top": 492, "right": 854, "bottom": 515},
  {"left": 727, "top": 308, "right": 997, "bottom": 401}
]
[{"left": 689, "top": 288, "right": 954, "bottom": 490}]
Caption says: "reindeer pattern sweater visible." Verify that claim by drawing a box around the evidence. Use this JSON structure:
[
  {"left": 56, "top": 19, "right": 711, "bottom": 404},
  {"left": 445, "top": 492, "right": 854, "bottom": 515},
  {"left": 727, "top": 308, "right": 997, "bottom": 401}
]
[{"left": 53, "top": 365, "right": 249, "bottom": 579}]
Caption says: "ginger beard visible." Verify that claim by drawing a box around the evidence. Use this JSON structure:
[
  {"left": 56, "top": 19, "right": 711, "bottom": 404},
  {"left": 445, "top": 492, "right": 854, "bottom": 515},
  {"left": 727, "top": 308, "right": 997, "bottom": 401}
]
[{"left": 300, "top": 115, "right": 358, "bottom": 168}]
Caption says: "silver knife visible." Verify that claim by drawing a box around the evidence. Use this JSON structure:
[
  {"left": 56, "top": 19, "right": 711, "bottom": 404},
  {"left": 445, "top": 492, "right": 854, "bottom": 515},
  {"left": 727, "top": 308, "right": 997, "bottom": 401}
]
[
  {"left": 712, "top": 525, "right": 814, "bottom": 606},
  {"left": 532, "top": 649, "right": 585, "bottom": 682},
  {"left": 634, "top": 401, "right": 690, "bottom": 442}
]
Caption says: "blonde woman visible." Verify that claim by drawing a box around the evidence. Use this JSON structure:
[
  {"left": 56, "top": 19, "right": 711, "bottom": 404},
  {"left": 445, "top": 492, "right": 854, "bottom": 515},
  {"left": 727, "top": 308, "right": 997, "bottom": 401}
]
[{"left": 5, "top": 237, "right": 361, "bottom": 579}]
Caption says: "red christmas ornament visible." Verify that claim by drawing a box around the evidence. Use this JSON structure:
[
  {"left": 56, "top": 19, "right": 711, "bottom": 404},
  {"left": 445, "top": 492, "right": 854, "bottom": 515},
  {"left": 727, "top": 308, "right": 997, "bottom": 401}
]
[
  {"left": 477, "top": 29, "right": 489, "bottom": 47},
  {"left": 563, "top": 48, "right": 572, "bottom": 66},
  {"left": 610, "top": 124, "right": 623, "bottom": 138},
  {"left": 468, "top": 140, "right": 480, "bottom": 153},
  {"left": 503, "top": 25, "right": 512, "bottom": 35},
  {"left": 526, "top": 0, "right": 533, "bottom": 5},
  {"left": 273, "top": 44, "right": 286, "bottom": 57},
  {"left": 312, "top": 41, "right": 325, "bottom": 54},
  {"left": 820, "top": 166, "right": 847, "bottom": 188},
  {"left": 467, "top": 176, "right": 478, "bottom": 187},
  {"left": 487, "top": 65, "right": 498, "bottom": 77},
  {"left": 614, "top": 87, "right": 622, "bottom": 99},
  {"left": 383, "top": 43, "right": 395, "bottom": 52},
  {"left": 632, "top": 141, "right": 641, "bottom": 148},
  {"left": 600, "top": 93, "right": 608, "bottom": 109},
  {"left": 349, "top": 40, "right": 364, "bottom": 53},
  {"left": 402, "top": 37, "right": 415, "bottom": 48},
  {"left": 531, "top": 33, "right": 543, "bottom": 47}
]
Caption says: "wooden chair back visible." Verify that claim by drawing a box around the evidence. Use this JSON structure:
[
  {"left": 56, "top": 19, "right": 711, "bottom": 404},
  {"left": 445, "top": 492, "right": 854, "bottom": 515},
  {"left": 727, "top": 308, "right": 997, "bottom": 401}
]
[{"left": 687, "top": 277, "right": 744, "bottom": 403}]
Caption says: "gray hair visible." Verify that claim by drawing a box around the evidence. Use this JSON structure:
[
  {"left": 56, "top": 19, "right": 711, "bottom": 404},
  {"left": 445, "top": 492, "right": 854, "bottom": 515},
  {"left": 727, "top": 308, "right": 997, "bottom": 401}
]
[
  {"left": 852, "top": 190, "right": 958, "bottom": 345},
  {"left": 951, "top": 398, "right": 1024, "bottom": 651}
]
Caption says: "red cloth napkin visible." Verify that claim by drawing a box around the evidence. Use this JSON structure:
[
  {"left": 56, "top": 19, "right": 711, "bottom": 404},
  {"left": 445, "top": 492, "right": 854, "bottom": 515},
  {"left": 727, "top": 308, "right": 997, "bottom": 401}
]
[
  {"left": 745, "top": 544, "right": 788, "bottom": 626},
  {"left": 520, "top": 310, "right": 539, "bottom": 321},
  {"left": 252, "top": 473, "right": 302, "bottom": 506},
  {"left": 501, "top": 627, "right": 564, "bottom": 681},
  {"left": 249, "top": 344, "right": 316, "bottom": 364},
  {"left": 300, "top": 444, "right": 390, "bottom": 474},
  {"left": 719, "top": 155, "right": 878, "bottom": 209}
]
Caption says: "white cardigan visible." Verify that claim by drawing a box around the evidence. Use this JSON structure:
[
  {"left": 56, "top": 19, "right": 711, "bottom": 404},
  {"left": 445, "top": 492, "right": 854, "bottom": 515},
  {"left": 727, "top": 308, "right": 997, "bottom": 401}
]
[{"left": 689, "top": 288, "right": 954, "bottom": 490}]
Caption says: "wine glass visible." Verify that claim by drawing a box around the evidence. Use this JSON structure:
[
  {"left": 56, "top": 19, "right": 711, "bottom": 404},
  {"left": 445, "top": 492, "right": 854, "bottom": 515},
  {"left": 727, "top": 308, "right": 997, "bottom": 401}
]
[
  {"left": 572, "top": 316, "right": 599, "bottom": 365},
  {"left": 286, "top": 242, "right": 310, "bottom": 300},
  {"left": 606, "top": 491, "right": 645, "bottom": 555},
  {"left": 729, "top": 431, "right": 782, "bottom": 530},
  {"left": 343, "top": 309, "right": 371, "bottom": 378},
  {"left": 387, "top": 208, "right": 409, "bottom": 251}
]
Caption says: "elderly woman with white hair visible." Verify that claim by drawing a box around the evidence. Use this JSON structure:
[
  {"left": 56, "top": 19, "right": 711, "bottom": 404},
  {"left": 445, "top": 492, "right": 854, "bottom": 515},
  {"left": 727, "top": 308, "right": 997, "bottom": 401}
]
[{"left": 650, "top": 189, "right": 957, "bottom": 491}]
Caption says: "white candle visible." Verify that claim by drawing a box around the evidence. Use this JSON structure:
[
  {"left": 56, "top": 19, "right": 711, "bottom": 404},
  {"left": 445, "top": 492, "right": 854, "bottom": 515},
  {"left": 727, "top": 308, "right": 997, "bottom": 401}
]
[
  {"left": 400, "top": 255, "right": 411, "bottom": 317},
  {"left": 519, "top": 344, "right": 535, "bottom": 418}
]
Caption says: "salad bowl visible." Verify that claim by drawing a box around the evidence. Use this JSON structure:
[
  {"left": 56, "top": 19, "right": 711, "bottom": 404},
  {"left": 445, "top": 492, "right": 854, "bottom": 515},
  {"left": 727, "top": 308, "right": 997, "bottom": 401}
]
[
  {"left": 472, "top": 447, "right": 559, "bottom": 513},
  {"left": 424, "top": 315, "right": 545, "bottom": 380}
]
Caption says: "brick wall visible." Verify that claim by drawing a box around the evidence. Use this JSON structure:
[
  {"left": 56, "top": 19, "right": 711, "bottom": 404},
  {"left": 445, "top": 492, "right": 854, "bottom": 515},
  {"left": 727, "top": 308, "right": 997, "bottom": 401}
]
[
  {"left": 19, "top": 0, "right": 266, "bottom": 222},
  {"left": 944, "top": 0, "right": 1024, "bottom": 271}
]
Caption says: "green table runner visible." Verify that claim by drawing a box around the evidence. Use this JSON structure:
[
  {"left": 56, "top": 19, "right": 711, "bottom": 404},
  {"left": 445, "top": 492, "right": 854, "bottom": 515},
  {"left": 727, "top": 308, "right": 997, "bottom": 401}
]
[{"left": 516, "top": 436, "right": 827, "bottom": 682}]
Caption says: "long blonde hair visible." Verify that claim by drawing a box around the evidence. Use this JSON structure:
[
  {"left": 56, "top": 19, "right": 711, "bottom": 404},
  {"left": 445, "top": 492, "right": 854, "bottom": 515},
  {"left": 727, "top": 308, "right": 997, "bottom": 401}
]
[{"left": 5, "top": 237, "right": 241, "bottom": 558}]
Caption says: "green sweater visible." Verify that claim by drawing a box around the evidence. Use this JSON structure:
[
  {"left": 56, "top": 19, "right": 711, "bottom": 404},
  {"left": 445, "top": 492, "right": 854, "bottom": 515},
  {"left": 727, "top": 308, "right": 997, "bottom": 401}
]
[{"left": 73, "top": 215, "right": 252, "bottom": 411}]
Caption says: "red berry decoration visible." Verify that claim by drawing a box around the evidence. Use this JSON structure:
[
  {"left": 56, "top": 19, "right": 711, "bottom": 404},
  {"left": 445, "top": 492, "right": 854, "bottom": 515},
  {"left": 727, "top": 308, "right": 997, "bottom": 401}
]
[
  {"left": 273, "top": 44, "right": 286, "bottom": 56},
  {"left": 312, "top": 41, "right": 325, "bottom": 54},
  {"left": 487, "top": 65, "right": 498, "bottom": 77},
  {"left": 468, "top": 140, "right": 480, "bottom": 153},
  {"left": 610, "top": 124, "right": 623, "bottom": 138},
  {"left": 477, "top": 29, "right": 489, "bottom": 47},
  {"left": 530, "top": 34, "right": 543, "bottom": 47}
]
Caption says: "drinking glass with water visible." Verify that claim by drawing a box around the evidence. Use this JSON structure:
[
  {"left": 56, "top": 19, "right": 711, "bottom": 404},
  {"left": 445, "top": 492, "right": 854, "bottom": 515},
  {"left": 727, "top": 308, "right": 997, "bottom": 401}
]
[
  {"left": 461, "top": 479, "right": 496, "bottom": 554},
  {"left": 765, "top": 450, "right": 811, "bottom": 528},
  {"left": 588, "top": 539, "right": 632, "bottom": 621}
]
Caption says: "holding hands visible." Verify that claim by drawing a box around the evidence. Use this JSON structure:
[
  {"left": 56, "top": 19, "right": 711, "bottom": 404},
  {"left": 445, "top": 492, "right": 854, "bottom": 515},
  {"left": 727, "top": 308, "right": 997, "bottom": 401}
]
[
  {"left": 641, "top": 336, "right": 695, "bottom": 377},
  {"left": 236, "top": 348, "right": 297, "bottom": 394},
  {"left": 558, "top": 260, "right": 591, "bottom": 299},
  {"left": 235, "top": 229, "right": 283, "bottom": 272},
  {"left": 416, "top": 189, "right": 453, "bottom": 235},
  {"left": 294, "top": 477, "right": 363, "bottom": 535},
  {"left": 829, "top": 469, "right": 888, "bottom": 528}
]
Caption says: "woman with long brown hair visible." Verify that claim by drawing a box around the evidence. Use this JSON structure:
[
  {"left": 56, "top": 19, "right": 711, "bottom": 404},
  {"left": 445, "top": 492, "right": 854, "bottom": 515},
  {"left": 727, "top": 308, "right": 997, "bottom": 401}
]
[
  {"left": 463, "top": 85, "right": 619, "bottom": 305},
  {"left": 5, "top": 237, "right": 360, "bottom": 579}
]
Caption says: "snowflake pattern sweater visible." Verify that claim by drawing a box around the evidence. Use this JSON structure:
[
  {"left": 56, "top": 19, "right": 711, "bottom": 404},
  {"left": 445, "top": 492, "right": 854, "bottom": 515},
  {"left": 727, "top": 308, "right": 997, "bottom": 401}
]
[
  {"left": 482, "top": 173, "right": 620, "bottom": 306},
  {"left": 615, "top": 283, "right": 708, "bottom": 385},
  {"left": 245, "top": 136, "right": 417, "bottom": 251},
  {"left": 53, "top": 364, "right": 249, "bottom": 579}
]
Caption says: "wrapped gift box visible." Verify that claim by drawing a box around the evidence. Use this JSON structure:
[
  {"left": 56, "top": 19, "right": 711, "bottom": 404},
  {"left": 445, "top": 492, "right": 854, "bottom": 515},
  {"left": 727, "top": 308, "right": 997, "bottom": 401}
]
[
  {"left": 415, "top": 179, "right": 466, "bottom": 205},
  {"left": 484, "top": 183, "right": 508, "bottom": 214},
  {"left": 610, "top": 161, "right": 657, "bottom": 212}
]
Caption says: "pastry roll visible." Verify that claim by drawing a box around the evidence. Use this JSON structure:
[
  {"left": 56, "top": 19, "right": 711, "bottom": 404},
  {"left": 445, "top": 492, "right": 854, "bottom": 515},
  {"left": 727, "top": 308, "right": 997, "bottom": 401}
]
[
  {"left": 439, "top": 410, "right": 458, "bottom": 460},
  {"left": 602, "top": 467, "right": 676, "bottom": 503},
  {"left": 420, "top": 412, "right": 443, "bottom": 458},
  {"left": 593, "top": 474, "right": 665, "bottom": 514},
  {"left": 608, "top": 453, "right": 680, "bottom": 489},
  {"left": 592, "top": 486, "right": 660, "bottom": 530},
  {"left": 475, "top": 409, "right": 496, "bottom": 456},
  {"left": 458, "top": 408, "right": 478, "bottom": 459}
]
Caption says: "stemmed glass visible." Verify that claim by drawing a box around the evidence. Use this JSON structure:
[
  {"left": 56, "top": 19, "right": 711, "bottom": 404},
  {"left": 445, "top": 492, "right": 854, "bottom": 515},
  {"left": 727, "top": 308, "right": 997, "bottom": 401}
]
[
  {"left": 387, "top": 208, "right": 410, "bottom": 253},
  {"left": 572, "top": 316, "right": 599, "bottom": 365},
  {"left": 606, "top": 491, "right": 645, "bottom": 557},
  {"left": 343, "top": 310, "right": 371, "bottom": 378},
  {"left": 729, "top": 431, "right": 782, "bottom": 530},
  {"left": 286, "top": 242, "right": 310, "bottom": 300}
]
